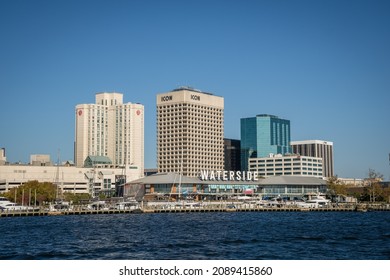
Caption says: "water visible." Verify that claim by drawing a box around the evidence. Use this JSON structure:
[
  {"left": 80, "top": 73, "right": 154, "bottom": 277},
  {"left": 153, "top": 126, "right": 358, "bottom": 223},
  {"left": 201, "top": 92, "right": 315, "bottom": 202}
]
[{"left": 0, "top": 212, "right": 389, "bottom": 259}]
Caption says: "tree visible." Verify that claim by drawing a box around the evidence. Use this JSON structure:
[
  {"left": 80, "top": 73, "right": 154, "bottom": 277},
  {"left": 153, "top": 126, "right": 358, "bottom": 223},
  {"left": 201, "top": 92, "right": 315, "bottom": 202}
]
[
  {"left": 63, "top": 192, "right": 91, "bottom": 204},
  {"left": 326, "top": 176, "right": 347, "bottom": 197},
  {"left": 3, "top": 181, "right": 57, "bottom": 205},
  {"left": 363, "top": 169, "right": 384, "bottom": 202},
  {"left": 383, "top": 186, "right": 390, "bottom": 203}
]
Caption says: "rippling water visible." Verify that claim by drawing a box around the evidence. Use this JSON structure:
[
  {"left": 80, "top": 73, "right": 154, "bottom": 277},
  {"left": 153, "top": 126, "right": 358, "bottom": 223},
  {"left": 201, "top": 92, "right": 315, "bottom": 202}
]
[{"left": 1, "top": 212, "right": 389, "bottom": 259}]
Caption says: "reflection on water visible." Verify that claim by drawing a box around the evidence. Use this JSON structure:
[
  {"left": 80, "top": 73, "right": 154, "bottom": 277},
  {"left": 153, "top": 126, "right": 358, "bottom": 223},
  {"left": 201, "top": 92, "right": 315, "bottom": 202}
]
[{"left": 0, "top": 212, "right": 389, "bottom": 259}]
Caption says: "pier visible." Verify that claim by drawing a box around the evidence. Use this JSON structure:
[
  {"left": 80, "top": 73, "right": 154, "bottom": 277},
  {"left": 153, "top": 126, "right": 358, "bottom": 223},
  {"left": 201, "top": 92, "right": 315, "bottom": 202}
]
[
  {"left": 1, "top": 203, "right": 389, "bottom": 217},
  {"left": 0, "top": 208, "right": 142, "bottom": 217}
]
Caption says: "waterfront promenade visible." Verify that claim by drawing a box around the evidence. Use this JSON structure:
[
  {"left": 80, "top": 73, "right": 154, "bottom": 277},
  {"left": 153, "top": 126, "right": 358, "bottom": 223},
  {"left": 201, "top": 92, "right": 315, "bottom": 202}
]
[{"left": 1, "top": 202, "right": 390, "bottom": 217}]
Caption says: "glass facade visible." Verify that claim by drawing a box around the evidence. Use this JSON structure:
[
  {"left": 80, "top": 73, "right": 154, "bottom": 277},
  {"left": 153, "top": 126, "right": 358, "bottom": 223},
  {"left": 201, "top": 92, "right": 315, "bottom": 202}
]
[
  {"left": 241, "top": 115, "right": 292, "bottom": 171},
  {"left": 259, "top": 185, "right": 327, "bottom": 199},
  {"left": 224, "top": 138, "right": 241, "bottom": 171}
]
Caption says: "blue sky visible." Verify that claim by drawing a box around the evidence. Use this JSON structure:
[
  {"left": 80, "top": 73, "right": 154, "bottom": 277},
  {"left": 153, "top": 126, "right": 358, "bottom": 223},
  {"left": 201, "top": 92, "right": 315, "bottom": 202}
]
[{"left": 0, "top": 0, "right": 389, "bottom": 179}]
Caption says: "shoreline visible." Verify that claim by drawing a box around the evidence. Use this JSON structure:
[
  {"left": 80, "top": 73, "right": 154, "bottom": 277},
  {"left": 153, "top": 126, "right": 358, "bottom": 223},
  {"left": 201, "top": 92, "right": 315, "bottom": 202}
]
[{"left": 1, "top": 202, "right": 390, "bottom": 217}]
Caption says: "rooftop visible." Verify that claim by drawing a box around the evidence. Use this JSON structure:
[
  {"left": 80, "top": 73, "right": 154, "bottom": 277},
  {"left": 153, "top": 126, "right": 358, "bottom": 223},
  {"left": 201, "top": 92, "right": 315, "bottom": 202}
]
[
  {"left": 171, "top": 86, "right": 214, "bottom": 96},
  {"left": 127, "top": 173, "right": 327, "bottom": 186},
  {"left": 256, "top": 114, "right": 279, "bottom": 118}
]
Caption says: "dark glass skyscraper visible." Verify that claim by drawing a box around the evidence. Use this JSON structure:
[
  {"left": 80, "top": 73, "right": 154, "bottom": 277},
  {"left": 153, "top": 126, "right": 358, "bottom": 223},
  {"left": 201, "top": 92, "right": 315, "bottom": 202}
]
[
  {"left": 240, "top": 114, "right": 292, "bottom": 171},
  {"left": 224, "top": 138, "right": 241, "bottom": 171}
]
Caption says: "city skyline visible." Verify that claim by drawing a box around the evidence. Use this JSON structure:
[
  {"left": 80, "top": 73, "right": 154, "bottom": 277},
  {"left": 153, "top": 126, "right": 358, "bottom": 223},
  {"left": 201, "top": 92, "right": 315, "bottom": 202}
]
[{"left": 1, "top": 0, "right": 389, "bottom": 179}]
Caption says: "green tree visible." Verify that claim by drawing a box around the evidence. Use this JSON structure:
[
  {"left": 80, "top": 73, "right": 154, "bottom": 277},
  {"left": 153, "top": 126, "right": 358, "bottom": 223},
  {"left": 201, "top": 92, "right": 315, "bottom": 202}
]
[
  {"left": 3, "top": 181, "right": 57, "bottom": 205},
  {"left": 63, "top": 192, "right": 91, "bottom": 204},
  {"left": 326, "top": 176, "right": 347, "bottom": 197}
]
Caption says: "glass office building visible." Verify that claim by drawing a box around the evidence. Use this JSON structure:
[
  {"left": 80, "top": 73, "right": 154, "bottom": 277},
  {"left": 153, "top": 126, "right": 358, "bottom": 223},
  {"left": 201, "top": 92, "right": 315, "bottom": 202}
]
[
  {"left": 241, "top": 114, "right": 292, "bottom": 171},
  {"left": 224, "top": 138, "right": 241, "bottom": 172}
]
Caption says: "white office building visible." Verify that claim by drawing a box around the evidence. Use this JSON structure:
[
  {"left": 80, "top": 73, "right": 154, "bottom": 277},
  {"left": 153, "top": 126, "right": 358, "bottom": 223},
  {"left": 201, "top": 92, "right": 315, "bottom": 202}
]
[
  {"left": 156, "top": 87, "right": 224, "bottom": 177},
  {"left": 249, "top": 154, "right": 324, "bottom": 178},
  {"left": 75, "top": 93, "right": 144, "bottom": 178},
  {"left": 291, "top": 140, "right": 334, "bottom": 178}
]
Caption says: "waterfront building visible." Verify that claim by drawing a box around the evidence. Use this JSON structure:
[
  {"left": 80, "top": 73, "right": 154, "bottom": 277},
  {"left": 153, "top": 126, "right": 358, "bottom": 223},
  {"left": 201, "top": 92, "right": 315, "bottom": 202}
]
[
  {"left": 224, "top": 138, "right": 241, "bottom": 172},
  {"left": 291, "top": 140, "right": 334, "bottom": 178},
  {"left": 124, "top": 173, "right": 327, "bottom": 200},
  {"left": 248, "top": 154, "right": 323, "bottom": 178},
  {"left": 0, "top": 163, "right": 141, "bottom": 197},
  {"left": 240, "top": 114, "right": 292, "bottom": 171},
  {"left": 156, "top": 87, "right": 224, "bottom": 177},
  {"left": 258, "top": 176, "right": 327, "bottom": 199},
  {"left": 75, "top": 92, "right": 144, "bottom": 178}
]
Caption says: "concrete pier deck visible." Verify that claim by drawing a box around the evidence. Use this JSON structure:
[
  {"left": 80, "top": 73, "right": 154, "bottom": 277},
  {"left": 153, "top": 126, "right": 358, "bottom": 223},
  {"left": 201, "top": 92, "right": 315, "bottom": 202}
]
[{"left": 1, "top": 203, "right": 389, "bottom": 217}]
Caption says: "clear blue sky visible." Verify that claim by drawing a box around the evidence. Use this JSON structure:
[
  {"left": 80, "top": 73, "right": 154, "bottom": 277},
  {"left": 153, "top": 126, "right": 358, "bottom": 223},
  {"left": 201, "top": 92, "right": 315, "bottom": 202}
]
[{"left": 1, "top": 0, "right": 389, "bottom": 179}]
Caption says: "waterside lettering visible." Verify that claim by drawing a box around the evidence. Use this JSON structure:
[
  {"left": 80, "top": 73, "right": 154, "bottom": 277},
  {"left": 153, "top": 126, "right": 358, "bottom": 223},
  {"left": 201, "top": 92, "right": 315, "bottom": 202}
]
[{"left": 200, "top": 170, "right": 259, "bottom": 181}]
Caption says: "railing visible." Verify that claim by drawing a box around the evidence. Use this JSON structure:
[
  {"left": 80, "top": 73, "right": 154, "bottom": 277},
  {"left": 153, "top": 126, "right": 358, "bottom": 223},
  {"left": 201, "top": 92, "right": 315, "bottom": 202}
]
[{"left": 1, "top": 202, "right": 390, "bottom": 217}]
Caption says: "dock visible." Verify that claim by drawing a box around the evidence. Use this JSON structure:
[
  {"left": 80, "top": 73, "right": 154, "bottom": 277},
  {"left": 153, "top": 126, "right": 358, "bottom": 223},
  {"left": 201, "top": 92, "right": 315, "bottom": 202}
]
[
  {"left": 1, "top": 203, "right": 389, "bottom": 217},
  {"left": 0, "top": 208, "right": 142, "bottom": 217}
]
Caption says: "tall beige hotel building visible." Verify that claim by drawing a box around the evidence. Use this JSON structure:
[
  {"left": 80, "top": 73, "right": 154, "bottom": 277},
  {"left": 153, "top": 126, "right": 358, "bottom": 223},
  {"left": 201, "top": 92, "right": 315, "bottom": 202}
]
[
  {"left": 157, "top": 87, "right": 224, "bottom": 177},
  {"left": 75, "top": 93, "right": 144, "bottom": 177}
]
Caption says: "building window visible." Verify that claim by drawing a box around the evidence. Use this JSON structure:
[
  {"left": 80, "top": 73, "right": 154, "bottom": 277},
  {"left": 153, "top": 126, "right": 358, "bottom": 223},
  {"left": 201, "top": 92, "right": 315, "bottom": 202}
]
[{"left": 103, "top": 178, "right": 111, "bottom": 189}]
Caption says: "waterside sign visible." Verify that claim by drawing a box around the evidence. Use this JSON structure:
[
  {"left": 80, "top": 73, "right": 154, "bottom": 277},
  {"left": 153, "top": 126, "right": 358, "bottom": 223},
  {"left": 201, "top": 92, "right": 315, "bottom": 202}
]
[{"left": 200, "top": 170, "right": 259, "bottom": 181}]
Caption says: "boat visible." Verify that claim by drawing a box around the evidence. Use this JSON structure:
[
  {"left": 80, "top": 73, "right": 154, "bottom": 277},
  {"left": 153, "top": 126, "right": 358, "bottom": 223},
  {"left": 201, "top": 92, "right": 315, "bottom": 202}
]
[
  {"left": 305, "top": 195, "right": 331, "bottom": 208},
  {"left": 292, "top": 195, "right": 330, "bottom": 209},
  {"left": 114, "top": 199, "right": 139, "bottom": 210},
  {"left": 0, "top": 197, "right": 30, "bottom": 211},
  {"left": 0, "top": 197, "right": 13, "bottom": 207},
  {"left": 263, "top": 196, "right": 285, "bottom": 207},
  {"left": 0, "top": 202, "right": 30, "bottom": 211}
]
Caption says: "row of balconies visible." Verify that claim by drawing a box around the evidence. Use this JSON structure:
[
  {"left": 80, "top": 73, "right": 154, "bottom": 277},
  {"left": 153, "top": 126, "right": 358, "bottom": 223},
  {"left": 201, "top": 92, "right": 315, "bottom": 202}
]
[
  {"left": 163, "top": 137, "right": 223, "bottom": 142},
  {"left": 158, "top": 122, "right": 223, "bottom": 128},
  {"left": 250, "top": 167, "right": 323, "bottom": 172},
  {"left": 157, "top": 108, "right": 222, "bottom": 113},
  {"left": 250, "top": 158, "right": 322, "bottom": 163},
  {"left": 158, "top": 154, "right": 223, "bottom": 159},
  {"left": 158, "top": 144, "right": 223, "bottom": 148},
  {"left": 259, "top": 172, "right": 322, "bottom": 176},
  {"left": 159, "top": 166, "right": 223, "bottom": 171},
  {"left": 158, "top": 129, "right": 223, "bottom": 133},
  {"left": 158, "top": 104, "right": 222, "bottom": 109},
  {"left": 158, "top": 114, "right": 222, "bottom": 118},
  {"left": 158, "top": 147, "right": 223, "bottom": 151},
  {"left": 249, "top": 162, "right": 322, "bottom": 167},
  {"left": 157, "top": 133, "right": 223, "bottom": 137},
  {"left": 157, "top": 118, "right": 223, "bottom": 122},
  {"left": 157, "top": 118, "right": 221, "bottom": 124},
  {"left": 158, "top": 159, "right": 223, "bottom": 163},
  {"left": 157, "top": 109, "right": 222, "bottom": 114},
  {"left": 158, "top": 138, "right": 223, "bottom": 142},
  {"left": 158, "top": 142, "right": 223, "bottom": 146},
  {"left": 158, "top": 120, "right": 222, "bottom": 124},
  {"left": 158, "top": 104, "right": 222, "bottom": 110},
  {"left": 157, "top": 127, "right": 223, "bottom": 131}
]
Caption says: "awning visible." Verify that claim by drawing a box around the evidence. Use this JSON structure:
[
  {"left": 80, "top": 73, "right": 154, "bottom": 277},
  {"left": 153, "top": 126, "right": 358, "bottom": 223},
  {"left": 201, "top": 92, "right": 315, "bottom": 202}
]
[{"left": 243, "top": 189, "right": 254, "bottom": 195}]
